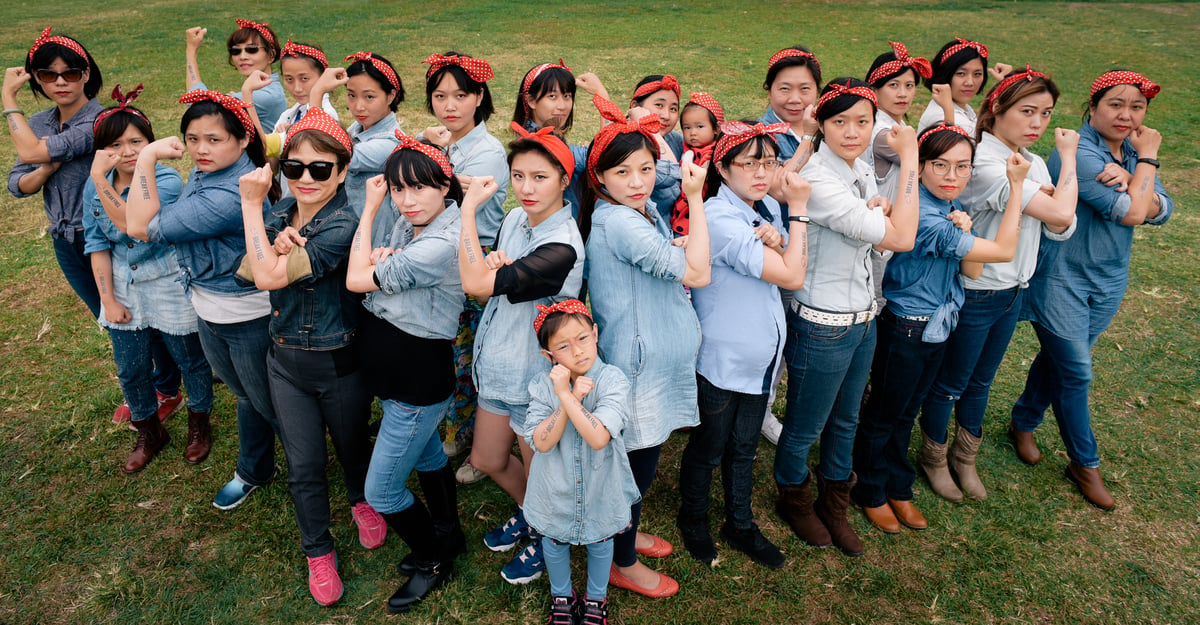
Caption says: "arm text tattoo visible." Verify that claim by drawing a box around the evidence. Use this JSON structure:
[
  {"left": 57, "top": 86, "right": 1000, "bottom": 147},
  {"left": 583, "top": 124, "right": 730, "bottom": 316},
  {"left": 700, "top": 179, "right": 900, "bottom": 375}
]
[
  {"left": 98, "top": 276, "right": 108, "bottom": 295},
  {"left": 463, "top": 237, "right": 478, "bottom": 264},
  {"left": 251, "top": 232, "right": 266, "bottom": 261},
  {"left": 137, "top": 167, "right": 150, "bottom": 201},
  {"left": 539, "top": 407, "right": 564, "bottom": 441},
  {"left": 352, "top": 229, "right": 363, "bottom": 252},
  {"left": 904, "top": 170, "right": 916, "bottom": 196},
  {"left": 101, "top": 187, "right": 123, "bottom": 208}
]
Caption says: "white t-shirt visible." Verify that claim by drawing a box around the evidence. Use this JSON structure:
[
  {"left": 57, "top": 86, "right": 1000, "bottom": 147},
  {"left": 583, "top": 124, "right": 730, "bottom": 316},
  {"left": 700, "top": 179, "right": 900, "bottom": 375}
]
[{"left": 190, "top": 286, "right": 271, "bottom": 324}]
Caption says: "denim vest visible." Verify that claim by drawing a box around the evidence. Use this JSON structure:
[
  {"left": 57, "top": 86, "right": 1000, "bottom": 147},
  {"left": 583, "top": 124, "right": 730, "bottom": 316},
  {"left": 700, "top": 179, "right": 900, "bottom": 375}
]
[{"left": 523, "top": 359, "right": 641, "bottom": 544}]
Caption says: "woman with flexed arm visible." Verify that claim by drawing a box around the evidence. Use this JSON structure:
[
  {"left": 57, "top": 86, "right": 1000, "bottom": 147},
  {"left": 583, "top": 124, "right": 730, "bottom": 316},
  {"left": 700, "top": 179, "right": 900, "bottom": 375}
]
[{"left": 184, "top": 20, "right": 286, "bottom": 130}]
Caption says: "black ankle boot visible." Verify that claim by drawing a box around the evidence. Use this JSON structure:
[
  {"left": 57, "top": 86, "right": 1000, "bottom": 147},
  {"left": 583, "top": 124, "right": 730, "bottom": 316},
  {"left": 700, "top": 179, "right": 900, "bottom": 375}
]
[
  {"left": 676, "top": 512, "right": 717, "bottom": 565},
  {"left": 382, "top": 500, "right": 453, "bottom": 614},
  {"left": 397, "top": 465, "right": 465, "bottom": 577}
]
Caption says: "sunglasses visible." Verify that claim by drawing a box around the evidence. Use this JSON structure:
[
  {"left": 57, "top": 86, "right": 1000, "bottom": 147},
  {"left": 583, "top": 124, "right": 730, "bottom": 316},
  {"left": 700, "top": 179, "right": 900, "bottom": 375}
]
[
  {"left": 228, "top": 45, "right": 264, "bottom": 56},
  {"left": 280, "top": 160, "right": 337, "bottom": 181},
  {"left": 35, "top": 68, "right": 85, "bottom": 83}
]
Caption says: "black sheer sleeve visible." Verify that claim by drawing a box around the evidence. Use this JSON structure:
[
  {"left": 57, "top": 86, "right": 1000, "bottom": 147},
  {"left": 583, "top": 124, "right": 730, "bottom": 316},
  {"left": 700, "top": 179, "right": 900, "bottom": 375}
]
[{"left": 492, "top": 242, "right": 578, "bottom": 304}]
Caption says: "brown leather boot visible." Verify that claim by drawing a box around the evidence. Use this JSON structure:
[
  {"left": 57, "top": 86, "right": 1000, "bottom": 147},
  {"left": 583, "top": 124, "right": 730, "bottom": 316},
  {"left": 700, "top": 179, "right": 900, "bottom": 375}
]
[
  {"left": 183, "top": 408, "right": 212, "bottom": 464},
  {"left": 949, "top": 429, "right": 987, "bottom": 500},
  {"left": 1009, "top": 422, "right": 1042, "bottom": 465},
  {"left": 919, "top": 432, "right": 963, "bottom": 503},
  {"left": 124, "top": 417, "right": 170, "bottom": 474},
  {"left": 775, "top": 474, "right": 831, "bottom": 548},
  {"left": 1065, "top": 462, "right": 1115, "bottom": 511},
  {"left": 814, "top": 472, "right": 863, "bottom": 557}
]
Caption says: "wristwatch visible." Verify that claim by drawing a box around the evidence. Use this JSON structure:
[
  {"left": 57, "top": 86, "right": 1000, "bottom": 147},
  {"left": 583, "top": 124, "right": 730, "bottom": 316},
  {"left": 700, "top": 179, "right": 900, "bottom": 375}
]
[
  {"left": 788, "top": 215, "right": 810, "bottom": 223},
  {"left": 1137, "top": 157, "right": 1160, "bottom": 168}
]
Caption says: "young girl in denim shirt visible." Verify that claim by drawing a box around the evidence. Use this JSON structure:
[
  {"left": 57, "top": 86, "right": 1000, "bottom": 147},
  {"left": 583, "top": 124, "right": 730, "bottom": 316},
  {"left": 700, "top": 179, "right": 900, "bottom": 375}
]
[
  {"left": 525, "top": 300, "right": 640, "bottom": 625},
  {"left": 184, "top": 20, "right": 287, "bottom": 132}
]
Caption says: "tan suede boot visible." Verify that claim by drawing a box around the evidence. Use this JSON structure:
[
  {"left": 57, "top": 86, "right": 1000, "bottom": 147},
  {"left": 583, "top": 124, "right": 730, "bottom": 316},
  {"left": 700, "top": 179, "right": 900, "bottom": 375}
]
[
  {"left": 949, "top": 429, "right": 987, "bottom": 500},
  {"left": 920, "top": 432, "right": 964, "bottom": 502}
]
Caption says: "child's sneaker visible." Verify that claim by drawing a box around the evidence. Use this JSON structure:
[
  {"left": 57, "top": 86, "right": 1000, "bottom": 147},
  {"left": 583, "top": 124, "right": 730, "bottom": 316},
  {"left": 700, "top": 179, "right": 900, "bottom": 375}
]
[
  {"left": 351, "top": 501, "right": 387, "bottom": 549},
  {"left": 500, "top": 539, "right": 544, "bottom": 584},
  {"left": 580, "top": 597, "right": 609, "bottom": 625},
  {"left": 306, "top": 551, "right": 343, "bottom": 606},
  {"left": 546, "top": 592, "right": 577, "bottom": 625},
  {"left": 483, "top": 507, "right": 530, "bottom": 552}
]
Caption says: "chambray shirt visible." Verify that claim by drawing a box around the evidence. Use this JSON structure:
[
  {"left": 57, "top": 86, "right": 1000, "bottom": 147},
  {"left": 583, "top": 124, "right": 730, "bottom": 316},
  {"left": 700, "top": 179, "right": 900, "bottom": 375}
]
[
  {"left": 82, "top": 164, "right": 196, "bottom": 335},
  {"left": 472, "top": 203, "right": 585, "bottom": 406},
  {"left": 523, "top": 358, "right": 641, "bottom": 544},
  {"left": 364, "top": 200, "right": 464, "bottom": 340},
  {"left": 193, "top": 75, "right": 287, "bottom": 137},
  {"left": 650, "top": 154, "right": 682, "bottom": 226},
  {"left": 663, "top": 131, "right": 684, "bottom": 164},
  {"left": 346, "top": 114, "right": 403, "bottom": 246},
  {"left": 868, "top": 111, "right": 902, "bottom": 202},
  {"left": 7, "top": 98, "right": 103, "bottom": 241},
  {"left": 958, "top": 132, "right": 1075, "bottom": 291},
  {"left": 1024, "top": 122, "right": 1174, "bottom": 341},
  {"left": 586, "top": 198, "right": 700, "bottom": 450},
  {"left": 272, "top": 94, "right": 339, "bottom": 131},
  {"left": 795, "top": 148, "right": 887, "bottom": 313},
  {"left": 760, "top": 107, "right": 802, "bottom": 161},
  {"left": 147, "top": 153, "right": 268, "bottom": 296},
  {"left": 917, "top": 99, "right": 977, "bottom": 136},
  {"left": 448, "top": 122, "right": 508, "bottom": 248},
  {"left": 692, "top": 184, "right": 787, "bottom": 395}
]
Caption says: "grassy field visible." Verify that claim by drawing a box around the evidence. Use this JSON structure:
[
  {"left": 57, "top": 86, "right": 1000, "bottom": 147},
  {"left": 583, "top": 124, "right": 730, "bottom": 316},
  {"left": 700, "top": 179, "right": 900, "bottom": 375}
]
[{"left": 1, "top": 2, "right": 1198, "bottom": 624}]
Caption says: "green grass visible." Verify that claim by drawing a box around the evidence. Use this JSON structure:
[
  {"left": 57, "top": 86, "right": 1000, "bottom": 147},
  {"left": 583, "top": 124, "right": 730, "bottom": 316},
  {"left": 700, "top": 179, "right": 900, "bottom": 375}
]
[{"left": 2, "top": 2, "right": 1199, "bottom": 624}]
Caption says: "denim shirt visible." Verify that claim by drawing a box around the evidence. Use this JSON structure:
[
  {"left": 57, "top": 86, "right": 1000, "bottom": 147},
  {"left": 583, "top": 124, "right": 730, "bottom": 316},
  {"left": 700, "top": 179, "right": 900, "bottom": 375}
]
[
  {"left": 260, "top": 189, "right": 362, "bottom": 350},
  {"left": 148, "top": 152, "right": 268, "bottom": 295},
  {"left": 7, "top": 98, "right": 103, "bottom": 241},
  {"left": 523, "top": 358, "right": 641, "bottom": 544},
  {"left": 692, "top": 184, "right": 787, "bottom": 395},
  {"left": 193, "top": 74, "right": 287, "bottom": 138},
  {"left": 760, "top": 107, "right": 801, "bottom": 161},
  {"left": 346, "top": 114, "right": 404, "bottom": 246},
  {"left": 449, "top": 122, "right": 509, "bottom": 248},
  {"left": 586, "top": 198, "right": 700, "bottom": 450},
  {"left": 472, "top": 204, "right": 585, "bottom": 405},
  {"left": 523, "top": 120, "right": 587, "bottom": 217},
  {"left": 364, "top": 200, "right": 464, "bottom": 340}
]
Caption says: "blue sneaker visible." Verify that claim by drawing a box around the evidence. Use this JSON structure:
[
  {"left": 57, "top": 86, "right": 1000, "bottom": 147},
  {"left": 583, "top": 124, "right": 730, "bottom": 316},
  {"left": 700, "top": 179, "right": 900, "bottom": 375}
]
[
  {"left": 212, "top": 468, "right": 276, "bottom": 510},
  {"left": 483, "top": 507, "right": 531, "bottom": 552},
  {"left": 500, "top": 538, "right": 544, "bottom": 585}
]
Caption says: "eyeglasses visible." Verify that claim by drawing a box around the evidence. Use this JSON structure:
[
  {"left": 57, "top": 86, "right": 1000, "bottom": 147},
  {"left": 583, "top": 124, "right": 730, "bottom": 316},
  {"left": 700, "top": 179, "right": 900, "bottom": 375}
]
[
  {"left": 927, "top": 160, "right": 973, "bottom": 177},
  {"left": 228, "top": 45, "right": 264, "bottom": 56},
  {"left": 35, "top": 68, "right": 85, "bottom": 83},
  {"left": 731, "top": 159, "right": 782, "bottom": 172},
  {"left": 280, "top": 160, "right": 337, "bottom": 181}
]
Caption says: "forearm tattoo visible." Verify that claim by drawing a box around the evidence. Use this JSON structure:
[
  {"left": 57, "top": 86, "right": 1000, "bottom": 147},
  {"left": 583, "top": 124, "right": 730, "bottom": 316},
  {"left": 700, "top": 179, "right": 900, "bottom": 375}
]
[
  {"left": 251, "top": 232, "right": 266, "bottom": 261},
  {"left": 352, "top": 229, "right": 364, "bottom": 252},
  {"left": 566, "top": 397, "right": 601, "bottom": 430},
  {"left": 463, "top": 237, "right": 478, "bottom": 264},
  {"left": 187, "top": 63, "right": 198, "bottom": 83},
  {"left": 136, "top": 167, "right": 150, "bottom": 200},
  {"left": 98, "top": 276, "right": 108, "bottom": 295},
  {"left": 538, "top": 407, "right": 564, "bottom": 442},
  {"left": 8, "top": 115, "right": 17, "bottom": 132},
  {"left": 101, "top": 187, "right": 123, "bottom": 208},
  {"left": 904, "top": 170, "right": 916, "bottom": 196}
]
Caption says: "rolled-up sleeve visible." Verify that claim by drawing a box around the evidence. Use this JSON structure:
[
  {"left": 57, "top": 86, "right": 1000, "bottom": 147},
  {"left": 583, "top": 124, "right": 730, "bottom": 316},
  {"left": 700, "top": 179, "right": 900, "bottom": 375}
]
[
  {"left": 81, "top": 179, "right": 110, "bottom": 255},
  {"left": 606, "top": 209, "right": 687, "bottom": 282},
  {"left": 374, "top": 233, "right": 456, "bottom": 293},
  {"left": 151, "top": 184, "right": 248, "bottom": 244},
  {"left": 45, "top": 122, "right": 95, "bottom": 163},
  {"left": 7, "top": 160, "right": 36, "bottom": 198},
  {"left": 709, "top": 210, "right": 765, "bottom": 279}
]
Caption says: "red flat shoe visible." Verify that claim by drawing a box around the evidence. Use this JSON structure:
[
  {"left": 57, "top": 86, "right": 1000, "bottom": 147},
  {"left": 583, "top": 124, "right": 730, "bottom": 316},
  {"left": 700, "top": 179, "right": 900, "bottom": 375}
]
[
  {"left": 635, "top": 533, "right": 673, "bottom": 558},
  {"left": 608, "top": 564, "right": 679, "bottom": 598}
]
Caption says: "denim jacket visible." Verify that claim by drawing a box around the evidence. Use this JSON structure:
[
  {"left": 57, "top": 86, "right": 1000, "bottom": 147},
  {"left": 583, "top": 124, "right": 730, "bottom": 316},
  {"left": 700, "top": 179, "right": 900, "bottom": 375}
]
[
  {"left": 760, "top": 107, "right": 802, "bottom": 162},
  {"left": 449, "top": 122, "right": 509, "bottom": 247},
  {"left": 148, "top": 153, "right": 268, "bottom": 295},
  {"left": 472, "top": 204, "right": 585, "bottom": 405},
  {"left": 585, "top": 199, "right": 700, "bottom": 450},
  {"left": 346, "top": 114, "right": 405, "bottom": 246},
  {"left": 523, "top": 359, "right": 641, "bottom": 544},
  {"left": 260, "top": 189, "right": 362, "bottom": 350}
]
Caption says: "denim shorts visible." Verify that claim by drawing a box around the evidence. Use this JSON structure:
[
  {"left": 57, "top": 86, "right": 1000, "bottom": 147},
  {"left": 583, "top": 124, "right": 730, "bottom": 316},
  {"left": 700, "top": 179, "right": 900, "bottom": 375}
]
[{"left": 478, "top": 396, "right": 529, "bottom": 437}]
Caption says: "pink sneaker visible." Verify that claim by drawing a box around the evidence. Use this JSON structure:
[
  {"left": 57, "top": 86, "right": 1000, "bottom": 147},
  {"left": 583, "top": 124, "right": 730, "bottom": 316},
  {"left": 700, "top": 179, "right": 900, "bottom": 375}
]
[
  {"left": 351, "top": 502, "right": 387, "bottom": 549},
  {"left": 306, "top": 552, "right": 343, "bottom": 606},
  {"left": 114, "top": 391, "right": 184, "bottom": 431}
]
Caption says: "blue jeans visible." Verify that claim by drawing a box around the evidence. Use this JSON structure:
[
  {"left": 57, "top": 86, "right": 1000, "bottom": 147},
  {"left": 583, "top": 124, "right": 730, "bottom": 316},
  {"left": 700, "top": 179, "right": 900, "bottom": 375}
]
[
  {"left": 1010, "top": 322, "right": 1102, "bottom": 468},
  {"left": 919, "top": 287, "right": 1022, "bottom": 444},
  {"left": 364, "top": 397, "right": 451, "bottom": 514},
  {"left": 109, "top": 328, "right": 212, "bottom": 421},
  {"left": 852, "top": 310, "right": 947, "bottom": 507},
  {"left": 543, "top": 536, "right": 614, "bottom": 600},
  {"left": 775, "top": 311, "right": 876, "bottom": 486},
  {"left": 197, "top": 315, "right": 278, "bottom": 486},
  {"left": 53, "top": 235, "right": 100, "bottom": 318}
]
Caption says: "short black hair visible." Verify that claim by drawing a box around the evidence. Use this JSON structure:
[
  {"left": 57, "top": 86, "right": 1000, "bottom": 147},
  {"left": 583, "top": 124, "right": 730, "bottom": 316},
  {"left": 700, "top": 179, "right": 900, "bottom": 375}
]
[
  {"left": 512, "top": 64, "right": 576, "bottom": 134},
  {"left": 536, "top": 310, "right": 594, "bottom": 350},
  {"left": 94, "top": 108, "right": 154, "bottom": 148},
  {"left": 384, "top": 143, "right": 464, "bottom": 205},
  {"left": 425, "top": 52, "right": 494, "bottom": 127},
  {"left": 26, "top": 36, "right": 102, "bottom": 100},
  {"left": 347, "top": 53, "right": 405, "bottom": 112}
]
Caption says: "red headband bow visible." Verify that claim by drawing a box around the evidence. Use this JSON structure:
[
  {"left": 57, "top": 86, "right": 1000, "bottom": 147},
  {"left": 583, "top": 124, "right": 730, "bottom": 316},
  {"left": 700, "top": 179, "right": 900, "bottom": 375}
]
[
  {"left": 767, "top": 48, "right": 821, "bottom": 72},
  {"left": 94, "top": 84, "right": 148, "bottom": 131},
  {"left": 392, "top": 130, "right": 452, "bottom": 177},
  {"left": 939, "top": 37, "right": 989, "bottom": 64},
  {"left": 281, "top": 38, "right": 328, "bottom": 69},
  {"left": 633, "top": 75, "right": 680, "bottom": 101},
  {"left": 533, "top": 299, "right": 592, "bottom": 335},
  {"left": 286, "top": 108, "right": 353, "bottom": 153},
  {"left": 1090, "top": 70, "right": 1160, "bottom": 100},
  {"left": 424, "top": 53, "right": 494, "bottom": 83},
  {"left": 510, "top": 122, "right": 575, "bottom": 183},
  {"left": 521, "top": 59, "right": 572, "bottom": 110},
  {"left": 986, "top": 64, "right": 1049, "bottom": 109},
  {"left": 687, "top": 92, "right": 725, "bottom": 123},
  {"left": 586, "top": 95, "right": 661, "bottom": 190},
  {"left": 812, "top": 81, "right": 878, "bottom": 118},
  {"left": 179, "top": 90, "right": 257, "bottom": 140},
  {"left": 345, "top": 51, "right": 400, "bottom": 92},
  {"left": 713, "top": 121, "right": 789, "bottom": 164},
  {"left": 234, "top": 19, "right": 277, "bottom": 51},
  {"left": 28, "top": 27, "right": 86, "bottom": 62},
  {"left": 917, "top": 122, "right": 971, "bottom": 147},
  {"left": 867, "top": 41, "right": 932, "bottom": 85}
]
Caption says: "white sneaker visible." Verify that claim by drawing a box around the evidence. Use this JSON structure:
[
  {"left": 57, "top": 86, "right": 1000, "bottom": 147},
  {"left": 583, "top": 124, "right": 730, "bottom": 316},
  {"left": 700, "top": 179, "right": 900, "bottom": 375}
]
[
  {"left": 761, "top": 413, "right": 783, "bottom": 445},
  {"left": 456, "top": 459, "right": 487, "bottom": 485},
  {"left": 443, "top": 438, "right": 469, "bottom": 458}
]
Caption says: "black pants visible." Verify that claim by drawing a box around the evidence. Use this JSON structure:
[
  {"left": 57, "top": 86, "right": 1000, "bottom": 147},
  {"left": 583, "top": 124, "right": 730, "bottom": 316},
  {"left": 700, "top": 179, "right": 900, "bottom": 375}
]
[{"left": 612, "top": 445, "right": 662, "bottom": 567}]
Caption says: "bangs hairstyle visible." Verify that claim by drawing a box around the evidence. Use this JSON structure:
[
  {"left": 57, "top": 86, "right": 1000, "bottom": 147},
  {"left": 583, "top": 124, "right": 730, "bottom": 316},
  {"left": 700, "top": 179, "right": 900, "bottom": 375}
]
[
  {"left": 917, "top": 126, "right": 976, "bottom": 164},
  {"left": 926, "top": 40, "right": 988, "bottom": 91},
  {"left": 682, "top": 101, "right": 720, "bottom": 130},
  {"left": 578, "top": 131, "right": 658, "bottom": 242},
  {"left": 384, "top": 145, "right": 464, "bottom": 205},
  {"left": 180, "top": 100, "right": 278, "bottom": 202},
  {"left": 26, "top": 38, "right": 103, "bottom": 100},
  {"left": 866, "top": 52, "right": 919, "bottom": 89},
  {"left": 814, "top": 78, "right": 877, "bottom": 149},
  {"left": 226, "top": 25, "right": 280, "bottom": 62},
  {"left": 763, "top": 45, "right": 823, "bottom": 91},
  {"left": 347, "top": 53, "right": 405, "bottom": 111},
  {"left": 425, "top": 52, "right": 494, "bottom": 126},
  {"left": 631, "top": 75, "right": 675, "bottom": 106},
  {"left": 1085, "top": 68, "right": 1150, "bottom": 122},
  {"left": 512, "top": 65, "right": 577, "bottom": 133},
  {"left": 536, "top": 310, "right": 594, "bottom": 350},
  {"left": 94, "top": 108, "right": 154, "bottom": 148},
  {"left": 704, "top": 125, "right": 778, "bottom": 199},
  {"left": 282, "top": 129, "right": 352, "bottom": 172},
  {"left": 976, "top": 70, "right": 1059, "bottom": 141},
  {"left": 280, "top": 43, "right": 325, "bottom": 73},
  {"left": 507, "top": 136, "right": 570, "bottom": 180}
]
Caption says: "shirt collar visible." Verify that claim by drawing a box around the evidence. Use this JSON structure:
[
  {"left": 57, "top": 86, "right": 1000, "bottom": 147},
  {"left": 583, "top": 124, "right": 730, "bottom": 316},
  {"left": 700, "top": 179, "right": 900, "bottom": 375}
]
[
  {"left": 421, "top": 199, "right": 461, "bottom": 236},
  {"left": 194, "top": 152, "right": 253, "bottom": 183},
  {"left": 449, "top": 122, "right": 487, "bottom": 157},
  {"left": 918, "top": 184, "right": 959, "bottom": 216},
  {"left": 54, "top": 97, "right": 103, "bottom": 126},
  {"left": 1079, "top": 121, "right": 1134, "bottom": 162},
  {"left": 761, "top": 107, "right": 798, "bottom": 138},
  {"left": 812, "top": 148, "right": 870, "bottom": 187},
  {"left": 350, "top": 112, "right": 399, "bottom": 142},
  {"left": 978, "top": 131, "right": 1033, "bottom": 161}
]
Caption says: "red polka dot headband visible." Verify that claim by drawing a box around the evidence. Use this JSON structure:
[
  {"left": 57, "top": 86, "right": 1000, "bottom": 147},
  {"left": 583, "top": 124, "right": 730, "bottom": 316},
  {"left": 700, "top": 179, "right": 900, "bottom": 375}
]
[
  {"left": 179, "top": 90, "right": 257, "bottom": 140},
  {"left": 234, "top": 19, "right": 277, "bottom": 51},
  {"left": 281, "top": 38, "right": 328, "bottom": 70},
  {"left": 94, "top": 84, "right": 148, "bottom": 131},
  {"left": 867, "top": 41, "right": 932, "bottom": 85},
  {"left": 938, "top": 37, "right": 988, "bottom": 64},
  {"left": 586, "top": 95, "right": 662, "bottom": 189},
  {"left": 713, "top": 121, "right": 789, "bottom": 164},
  {"left": 534, "top": 299, "right": 591, "bottom": 335},
  {"left": 424, "top": 53, "right": 494, "bottom": 83},
  {"left": 286, "top": 108, "right": 353, "bottom": 153},
  {"left": 392, "top": 130, "right": 453, "bottom": 177},
  {"left": 1090, "top": 71, "right": 1160, "bottom": 100},
  {"left": 633, "top": 75, "right": 680, "bottom": 100},
  {"left": 768, "top": 48, "right": 821, "bottom": 73},
  {"left": 521, "top": 59, "right": 572, "bottom": 110},
  {"left": 686, "top": 92, "right": 725, "bottom": 123},
  {"left": 812, "top": 80, "right": 878, "bottom": 118},
  {"left": 986, "top": 64, "right": 1049, "bottom": 109},
  {"left": 28, "top": 27, "right": 86, "bottom": 62},
  {"left": 917, "top": 122, "right": 971, "bottom": 147},
  {"left": 509, "top": 121, "right": 575, "bottom": 183},
  {"left": 345, "top": 51, "right": 401, "bottom": 92}
]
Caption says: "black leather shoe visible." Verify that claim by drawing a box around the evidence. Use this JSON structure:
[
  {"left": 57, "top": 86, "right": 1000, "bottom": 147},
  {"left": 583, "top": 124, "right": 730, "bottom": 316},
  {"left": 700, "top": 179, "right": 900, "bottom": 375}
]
[
  {"left": 386, "top": 559, "right": 453, "bottom": 613},
  {"left": 720, "top": 522, "right": 786, "bottom": 569}
]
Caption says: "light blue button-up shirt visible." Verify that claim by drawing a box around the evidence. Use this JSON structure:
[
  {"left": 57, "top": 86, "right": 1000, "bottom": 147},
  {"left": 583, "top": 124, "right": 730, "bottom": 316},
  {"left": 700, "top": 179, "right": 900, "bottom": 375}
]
[
  {"left": 448, "top": 122, "right": 508, "bottom": 248},
  {"left": 193, "top": 75, "right": 287, "bottom": 141},
  {"left": 346, "top": 114, "right": 403, "bottom": 246}
]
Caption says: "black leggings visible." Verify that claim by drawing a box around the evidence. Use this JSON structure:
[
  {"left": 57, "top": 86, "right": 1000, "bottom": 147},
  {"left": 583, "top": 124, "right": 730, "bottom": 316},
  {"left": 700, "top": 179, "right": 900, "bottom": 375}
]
[{"left": 613, "top": 444, "right": 663, "bottom": 568}]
